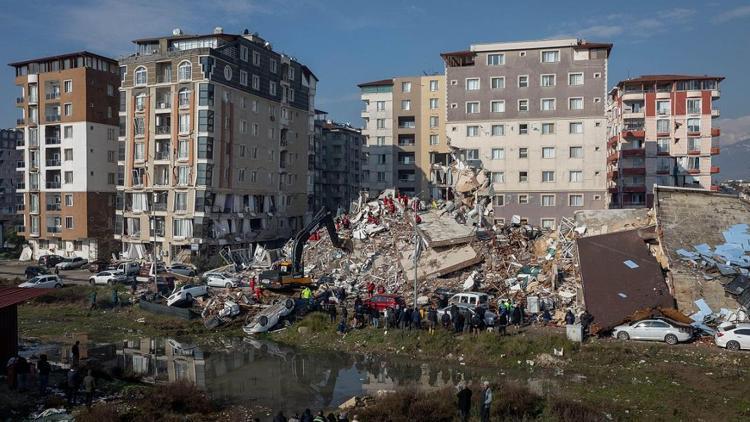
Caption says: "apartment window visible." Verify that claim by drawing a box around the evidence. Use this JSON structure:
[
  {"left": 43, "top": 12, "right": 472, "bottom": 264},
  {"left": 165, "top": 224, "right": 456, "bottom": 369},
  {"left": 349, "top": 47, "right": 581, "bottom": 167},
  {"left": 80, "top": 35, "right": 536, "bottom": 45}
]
[
  {"left": 65, "top": 217, "right": 73, "bottom": 229},
  {"left": 401, "top": 81, "right": 411, "bottom": 92},
  {"left": 486, "top": 53, "right": 504, "bottom": 65},
  {"left": 429, "top": 80, "right": 439, "bottom": 91},
  {"left": 541, "top": 194, "right": 555, "bottom": 207},
  {"left": 688, "top": 137, "right": 701, "bottom": 151},
  {"left": 519, "top": 123, "right": 528, "bottom": 135},
  {"left": 569, "top": 171, "right": 583, "bottom": 183},
  {"left": 466, "top": 126, "right": 479, "bottom": 137},
  {"left": 270, "top": 58, "right": 278, "bottom": 74},
  {"left": 687, "top": 118, "right": 701, "bottom": 133},
  {"left": 569, "top": 194, "right": 584, "bottom": 207},
  {"left": 518, "top": 75, "right": 529, "bottom": 88},
  {"left": 491, "top": 124, "right": 505, "bottom": 136},
  {"left": 542, "top": 147, "right": 555, "bottom": 158},
  {"left": 177, "top": 166, "right": 189, "bottom": 186},
  {"left": 541, "top": 74, "right": 556, "bottom": 87},
  {"left": 519, "top": 148, "right": 528, "bottom": 159},
  {"left": 134, "top": 66, "right": 147, "bottom": 85},
  {"left": 178, "top": 61, "right": 192, "bottom": 81},
  {"left": 64, "top": 103, "right": 72, "bottom": 116},
  {"left": 198, "top": 136, "right": 213, "bottom": 159},
  {"left": 541, "top": 50, "right": 560, "bottom": 63},
  {"left": 491, "top": 77, "right": 505, "bottom": 89},
  {"left": 541, "top": 98, "right": 556, "bottom": 111},
  {"left": 518, "top": 194, "right": 529, "bottom": 204},
  {"left": 64, "top": 126, "right": 73, "bottom": 138},
  {"left": 656, "top": 100, "right": 670, "bottom": 115},
  {"left": 376, "top": 155, "right": 387, "bottom": 164},
  {"left": 376, "top": 136, "right": 386, "bottom": 146},
  {"left": 541, "top": 123, "right": 554, "bottom": 134},
  {"left": 569, "top": 122, "right": 583, "bottom": 134},
  {"left": 198, "top": 83, "right": 214, "bottom": 106},
  {"left": 542, "top": 171, "right": 555, "bottom": 182},
  {"left": 178, "top": 139, "right": 189, "bottom": 159},
  {"left": 64, "top": 149, "right": 73, "bottom": 161},
  {"left": 240, "top": 45, "right": 249, "bottom": 61},
  {"left": 134, "top": 143, "right": 145, "bottom": 160},
  {"left": 518, "top": 99, "right": 529, "bottom": 112},
  {"left": 64, "top": 194, "right": 73, "bottom": 207},
  {"left": 491, "top": 148, "right": 505, "bottom": 159},
  {"left": 63, "top": 80, "right": 72, "bottom": 93},
  {"left": 198, "top": 110, "right": 214, "bottom": 132},
  {"left": 429, "top": 135, "right": 439, "bottom": 145},
  {"left": 107, "top": 150, "right": 115, "bottom": 162},
  {"left": 519, "top": 171, "right": 528, "bottom": 182},
  {"left": 174, "top": 192, "right": 187, "bottom": 211},
  {"left": 541, "top": 219, "right": 555, "bottom": 230},
  {"left": 657, "top": 119, "right": 670, "bottom": 134},
  {"left": 466, "top": 102, "right": 480, "bottom": 114},
  {"left": 569, "top": 97, "right": 584, "bottom": 110},
  {"left": 491, "top": 172, "right": 505, "bottom": 183},
  {"left": 429, "top": 116, "right": 439, "bottom": 128},
  {"left": 401, "top": 100, "right": 411, "bottom": 110},
  {"left": 657, "top": 138, "right": 670, "bottom": 154},
  {"left": 251, "top": 74, "right": 260, "bottom": 90},
  {"left": 239, "top": 70, "right": 248, "bottom": 86},
  {"left": 687, "top": 98, "right": 701, "bottom": 114},
  {"left": 570, "top": 146, "right": 583, "bottom": 158},
  {"left": 64, "top": 171, "right": 73, "bottom": 184},
  {"left": 252, "top": 51, "right": 260, "bottom": 66},
  {"left": 688, "top": 156, "right": 700, "bottom": 170},
  {"left": 179, "top": 114, "right": 190, "bottom": 133},
  {"left": 251, "top": 123, "right": 259, "bottom": 136},
  {"left": 466, "top": 78, "right": 480, "bottom": 90},
  {"left": 494, "top": 195, "right": 505, "bottom": 206},
  {"left": 376, "top": 172, "right": 386, "bottom": 182},
  {"left": 491, "top": 100, "right": 505, "bottom": 113},
  {"left": 569, "top": 72, "right": 583, "bottom": 86},
  {"left": 376, "top": 101, "right": 386, "bottom": 111},
  {"left": 429, "top": 98, "right": 439, "bottom": 109},
  {"left": 107, "top": 173, "right": 115, "bottom": 184},
  {"left": 376, "top": 119, "right": 386, "bottom": 129},
  {"left": 269, "top": 81, "right": 277, "bottom": 96},
  {"left": 178, "top": 89, "right": 190, "bottom": 108},
  {"left": 135, "top": 94, "right": 146, "bottom": 112}
]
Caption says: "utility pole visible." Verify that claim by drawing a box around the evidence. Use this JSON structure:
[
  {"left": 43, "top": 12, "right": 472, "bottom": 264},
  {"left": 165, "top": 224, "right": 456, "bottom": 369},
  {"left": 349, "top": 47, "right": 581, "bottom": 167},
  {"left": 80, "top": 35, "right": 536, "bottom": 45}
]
[{"left": 412, "top": 191, "right": 423, "bottom": 309}]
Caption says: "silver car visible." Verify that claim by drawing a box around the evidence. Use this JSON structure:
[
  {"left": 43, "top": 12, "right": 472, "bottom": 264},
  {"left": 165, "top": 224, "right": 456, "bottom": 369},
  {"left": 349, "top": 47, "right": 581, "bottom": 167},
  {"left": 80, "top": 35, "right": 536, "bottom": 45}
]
[
  {"left": 243, "top": 298, "right": 295, "bottom": 334},
  {"left": 612, "top": 319, "right": 693, "bottom": 345},
  {"left": 56, "top": 257, "right": 89, "bottom": 270}
]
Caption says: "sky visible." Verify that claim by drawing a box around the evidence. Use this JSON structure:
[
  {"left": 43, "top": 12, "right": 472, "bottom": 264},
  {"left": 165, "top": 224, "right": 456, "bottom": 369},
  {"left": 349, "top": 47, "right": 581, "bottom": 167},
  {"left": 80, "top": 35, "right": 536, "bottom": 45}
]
[{"left": 2, "top": 0, "right": 750, "bottom": 142}]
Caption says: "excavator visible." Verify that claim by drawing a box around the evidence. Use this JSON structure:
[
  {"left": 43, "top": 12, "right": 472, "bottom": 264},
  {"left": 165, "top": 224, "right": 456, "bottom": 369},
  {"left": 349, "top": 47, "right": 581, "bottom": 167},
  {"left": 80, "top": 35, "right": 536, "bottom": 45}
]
[{"left": 259, "top": 207, "right": 352, "bottom": 290}]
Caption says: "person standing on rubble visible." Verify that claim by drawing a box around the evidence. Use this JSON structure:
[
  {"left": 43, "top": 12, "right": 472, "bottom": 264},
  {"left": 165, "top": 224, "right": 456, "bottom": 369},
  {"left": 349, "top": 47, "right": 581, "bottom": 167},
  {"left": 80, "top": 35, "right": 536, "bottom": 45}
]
[
  {"left": 301, "top": 286, "right": 312, "bottom": 305},
  {"left": 441, "top": 311, "right": 451, "bottom": 329},
  {"left": 480, "top": 381, "right": 493, "bottom": 422},
  {"left": 398, "top": 306, "right": 408, "bottom": 330},
  {"left": 366, "top": 282, "right": 375, "bottom": 297},
  {"left": 427, "top": 306, "right": 438, "bottom": 334},
  {"left": 411, "top": 306, "right": 421, "bottom": 330},
  {"left": 511, "top": 304, "right": 522, "bottom": 333},
  {"left": 565, "top": 309, "right": 576, "bottom": 325},
  {"left": 328, "top": 302, "right": 337, "bottom": 323},
  {"left": 497, "top": 311, "right": 508, "bottom": 336},
  {"left": 371, "top": 307, "right": 380, "bottom": 328},
  {"left": 471, "top": 310, "right": 482, "bottom": 336},
  {"left": 580, "top": 310, "right": 594, "bottom": 337}
]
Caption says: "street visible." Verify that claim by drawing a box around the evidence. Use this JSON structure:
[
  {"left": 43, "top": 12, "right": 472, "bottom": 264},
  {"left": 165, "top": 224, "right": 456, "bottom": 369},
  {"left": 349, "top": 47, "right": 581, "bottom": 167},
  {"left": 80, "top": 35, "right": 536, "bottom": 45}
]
[{"left": 0, "top": 260, "right": 93, "bottom": 286}]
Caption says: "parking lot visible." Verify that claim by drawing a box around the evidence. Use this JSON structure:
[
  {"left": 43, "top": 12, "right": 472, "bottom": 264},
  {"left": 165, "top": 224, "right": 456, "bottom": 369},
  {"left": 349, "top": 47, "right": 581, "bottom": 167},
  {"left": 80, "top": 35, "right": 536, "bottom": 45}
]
[{"left": 0, "top": 259, "right": 96, "bottom": 286}]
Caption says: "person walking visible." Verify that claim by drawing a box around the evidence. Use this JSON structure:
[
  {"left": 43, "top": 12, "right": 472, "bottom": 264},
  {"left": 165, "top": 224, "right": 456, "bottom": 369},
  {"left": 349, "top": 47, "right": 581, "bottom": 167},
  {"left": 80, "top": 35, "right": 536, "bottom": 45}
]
[
  {"left": 427, "top": 306, "right": 438, "bottom": 334},
  {"left": 111, "top": 286, "right": 120, "bottom": 310},
  {"left": 411, "top": 307, "right": 421, "bottom": 330},
  {"left": 37, "top": 354, "right": 51, "bottom": 394},
  {"left": 87, "top": 291, "right": 97, "bottom": 315},
  {"left": 511, "top": 305, "right": 522, "bottom": 333},
  {"left": 480, "top": 381, "right": 493, "bottom": 422},
  {"left": 71, "top": 340, "right": 81, "bottom": 367},
  {"left": 328, "top": 303, "right": 337, "bottom": 323},
  {"left": 83, "top": 369, "right": 96, "bottom": 408},
  {"left": 371, "top": 307, "right": 380, "bottom": 329},
  {"left": 456, "top": 382, "right": 472, "bottom": 422}
]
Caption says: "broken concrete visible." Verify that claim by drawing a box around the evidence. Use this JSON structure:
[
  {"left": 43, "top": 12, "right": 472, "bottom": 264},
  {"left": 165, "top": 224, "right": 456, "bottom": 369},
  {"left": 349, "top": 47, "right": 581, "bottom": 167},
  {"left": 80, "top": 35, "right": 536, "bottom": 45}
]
[
  {"left": 416, "top": 212, "right": 476, "bottom": 248},
  {"left": 399, "top": 243, "right": 483, "bottom": 283}
]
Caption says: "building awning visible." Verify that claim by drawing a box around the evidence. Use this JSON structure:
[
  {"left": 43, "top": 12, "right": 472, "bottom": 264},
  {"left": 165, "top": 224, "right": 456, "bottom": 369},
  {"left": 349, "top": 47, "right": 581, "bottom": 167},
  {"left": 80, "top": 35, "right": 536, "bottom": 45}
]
[{"left": 0, "top": 287, "right": 54, "bottom": 309}]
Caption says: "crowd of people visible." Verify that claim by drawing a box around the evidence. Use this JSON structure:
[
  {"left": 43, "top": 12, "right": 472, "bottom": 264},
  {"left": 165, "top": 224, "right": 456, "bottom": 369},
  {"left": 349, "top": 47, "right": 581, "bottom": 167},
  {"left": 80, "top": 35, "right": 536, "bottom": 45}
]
[{"left": 271, "top": 408, "right": 359, "bottom": 422}]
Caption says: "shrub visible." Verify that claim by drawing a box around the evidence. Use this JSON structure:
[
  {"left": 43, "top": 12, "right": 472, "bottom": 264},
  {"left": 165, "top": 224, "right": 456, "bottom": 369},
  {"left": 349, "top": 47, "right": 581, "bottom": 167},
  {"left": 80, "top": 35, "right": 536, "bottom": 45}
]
[{"left": 75, "top": 404, "right": 120, "bottom": 422}]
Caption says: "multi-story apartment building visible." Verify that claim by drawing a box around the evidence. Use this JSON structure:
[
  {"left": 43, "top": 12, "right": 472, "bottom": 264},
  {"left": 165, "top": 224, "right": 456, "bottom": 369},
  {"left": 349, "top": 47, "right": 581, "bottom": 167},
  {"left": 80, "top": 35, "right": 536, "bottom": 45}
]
[
  {"left": 359, "top": 75, "right": 447, "bottom": 198},
  {"left": 607, "top": 75, "right": 723, "bottom": 208},
  {"left": 442, "top": 39, "right": 612, "bottom": 228},
  {"left": 0, "top": 129, "right": 23, "bottom": 246},
  {"left": 117, "top": 28, "right": 317, "bottom": 262},
  {"left": 314, "top": 111, "right": 364, "bottom": 212},
  {"left": 11, "top": 52, "right": 120, "bottom": 259}
]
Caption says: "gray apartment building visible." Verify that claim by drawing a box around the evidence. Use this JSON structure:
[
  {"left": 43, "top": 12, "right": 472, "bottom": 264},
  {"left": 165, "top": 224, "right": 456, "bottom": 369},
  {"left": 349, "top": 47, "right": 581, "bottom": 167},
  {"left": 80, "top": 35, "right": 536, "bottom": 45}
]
[
  {"left": 117, "top": 28, "right": 317, "bottom": 262},
  {"left": 442, "top": 38, "right": 612, "bottom": 229},
  {"left": 0, "top": 129, "right": 22, "bottom": 246}
]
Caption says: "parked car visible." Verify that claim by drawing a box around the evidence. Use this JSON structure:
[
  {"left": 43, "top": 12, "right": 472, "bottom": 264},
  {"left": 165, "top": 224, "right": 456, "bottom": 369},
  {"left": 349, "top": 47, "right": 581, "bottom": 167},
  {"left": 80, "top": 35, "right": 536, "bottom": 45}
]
[
  {"left": 447, "top": 292, "right": 490, "bottom": 309},
  {"left": 56, "top": 257, "right": 89, "bottom": 270},
  {"left": 243, "top": 298, "right": 295, "bottom": 334},
  {"left": 206, "top": 273, "right": 240, "bottom": 288},
  {"left": 715, "top": 323, "right": 750, "bottom": 351},
  {"left": 168, "top": 263, "right": 197, "bottom": 277},
  {"left": 19, "top": 275, "right": 63, "bottom": 288},
  {"left": 116, "top": 261, "right": 141, "bottom": 276},
  {"left": 364, "top": 294, "right": 406, "bottom": 312},
  {"left": 89, "top": 270, "right": 127, "bottom": 286},
  {"left": 612, "top": 318, "right": 693, "bottom": 345},
  {"left": 166, "top": 284, "right": 209, "bottom": 307},
  {"left": 436, "top": 304, "right": 497, "bottom": 327},
  {"left": 24, "top": 265, "right": 50, "bottom": 279},
  {"left": 88, "top": 260, "right": 112, "bottom": 273},
  {"left": 38, "top": 255, "right": 65, "bottom": 268}
]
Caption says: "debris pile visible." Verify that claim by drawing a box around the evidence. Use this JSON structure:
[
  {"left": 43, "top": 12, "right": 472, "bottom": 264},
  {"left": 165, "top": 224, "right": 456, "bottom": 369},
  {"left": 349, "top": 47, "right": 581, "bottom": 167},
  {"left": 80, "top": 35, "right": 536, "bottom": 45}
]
[{"left": 675, "top": 224, "right": 750, "bottom": 278}]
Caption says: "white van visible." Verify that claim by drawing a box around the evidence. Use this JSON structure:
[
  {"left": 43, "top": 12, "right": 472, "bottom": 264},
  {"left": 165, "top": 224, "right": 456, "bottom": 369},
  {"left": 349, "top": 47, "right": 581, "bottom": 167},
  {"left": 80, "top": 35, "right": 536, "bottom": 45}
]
[
  {"left": 116, "top": 262, "right": 140, "bottom": 276},
  {"left": 448, "top": 292, "right": 490, "bottom": 309}
]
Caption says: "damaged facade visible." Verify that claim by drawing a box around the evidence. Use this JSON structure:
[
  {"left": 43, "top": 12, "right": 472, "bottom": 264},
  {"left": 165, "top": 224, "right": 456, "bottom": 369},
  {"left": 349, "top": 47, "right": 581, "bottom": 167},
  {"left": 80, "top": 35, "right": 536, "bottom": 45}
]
[{"left": 116, "top": 28, "right": 317, "bottom": 263}]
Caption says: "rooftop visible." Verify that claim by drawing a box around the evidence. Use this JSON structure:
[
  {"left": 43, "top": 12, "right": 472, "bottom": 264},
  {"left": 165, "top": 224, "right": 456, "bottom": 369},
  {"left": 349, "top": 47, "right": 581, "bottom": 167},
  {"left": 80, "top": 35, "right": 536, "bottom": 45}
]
[
  {"left": 8, "top": 51, "right": 117, "bottom": 68},
  {"left": 357, "top": 78, "right": 394, "bottom": 88},
  {"left": 618, "top": 74, "right": 725, "bottom": 86},
  {"left": 0, "top": 287, "right": 53, "bottom": 309}
]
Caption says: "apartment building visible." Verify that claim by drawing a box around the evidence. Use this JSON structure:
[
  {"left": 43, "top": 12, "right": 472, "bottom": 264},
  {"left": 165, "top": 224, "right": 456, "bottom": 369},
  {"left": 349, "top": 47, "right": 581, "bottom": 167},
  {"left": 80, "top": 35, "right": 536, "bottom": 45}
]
[
  {"left": 117, "top": 28, "right": 317, "bottom": 262},
  {"left": 11, "top": 52, "right": 120, "bottom": 260},
  {"left": 359, "top": 75, "right": 447, "bottom": 198},
  {"left": 607, "top": 75, "right": 723, "bottom": 208},
  {"left": 442, "top": 39, "right": 612, "bottom": 228},
  {"left": 0, "top": 129, "right": 22, "bottom": 246}
]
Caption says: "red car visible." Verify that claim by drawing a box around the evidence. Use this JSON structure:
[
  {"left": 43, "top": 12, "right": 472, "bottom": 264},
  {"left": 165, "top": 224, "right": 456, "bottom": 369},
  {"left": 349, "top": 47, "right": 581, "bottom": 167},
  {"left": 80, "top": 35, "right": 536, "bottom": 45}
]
[{"left": 364, "top": 294, "right": 406, "bottom": 312}]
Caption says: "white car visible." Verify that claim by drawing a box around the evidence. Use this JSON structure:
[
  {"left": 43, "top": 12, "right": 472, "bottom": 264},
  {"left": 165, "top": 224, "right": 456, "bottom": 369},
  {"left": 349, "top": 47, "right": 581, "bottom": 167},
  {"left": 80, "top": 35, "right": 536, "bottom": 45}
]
[
  {"left": 56, "top": 257, "right": 89, "bottom": 270},
  {"left": 715, "top": 323, "right": 750, "bottom": 351},
  {"left": 166, "top": 284, "right": 209, "bottom": 306},
  {"left": 243, "top": 298, "right": 295, "bottom": 334},
  {"left": 89, "top": 270, "right": 127, "bottom": 286},
  {"left": 612, "top": 318, "right": 693, "bottom": 345},
  {"left": 20, "top": 275, "right": 63, "bottom": 289},
  {"left": 206, "top": 273, "right": 240, "bottom": 289}
]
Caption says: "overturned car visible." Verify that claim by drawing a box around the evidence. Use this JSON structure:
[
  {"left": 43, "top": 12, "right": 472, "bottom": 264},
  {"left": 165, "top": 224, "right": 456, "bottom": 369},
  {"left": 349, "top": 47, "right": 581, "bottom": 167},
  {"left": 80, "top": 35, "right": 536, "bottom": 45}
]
[{"left": 243, "top": 298, "right": 295, "bottom": 335}]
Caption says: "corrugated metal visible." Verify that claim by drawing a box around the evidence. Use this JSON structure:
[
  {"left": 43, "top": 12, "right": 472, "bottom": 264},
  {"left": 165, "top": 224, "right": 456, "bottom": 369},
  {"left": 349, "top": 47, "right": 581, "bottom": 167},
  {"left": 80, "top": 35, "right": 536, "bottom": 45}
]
[{"left": 0, "top": 287, "right": 54, "bottom": 309}]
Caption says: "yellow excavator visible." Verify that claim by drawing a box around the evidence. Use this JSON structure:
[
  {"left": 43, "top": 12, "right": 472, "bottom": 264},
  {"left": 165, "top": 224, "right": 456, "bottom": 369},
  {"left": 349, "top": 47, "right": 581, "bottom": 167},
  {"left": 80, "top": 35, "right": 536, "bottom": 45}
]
[{"left": 259, "top": 207, "right": 352, "bottom": 290}]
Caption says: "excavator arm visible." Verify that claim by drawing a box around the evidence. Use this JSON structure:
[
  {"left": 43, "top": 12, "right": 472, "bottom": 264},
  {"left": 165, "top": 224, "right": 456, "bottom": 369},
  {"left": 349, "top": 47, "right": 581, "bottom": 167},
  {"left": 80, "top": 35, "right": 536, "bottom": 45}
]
[{"left": 290, "top": 207, "right": 352, "bottom": 274}]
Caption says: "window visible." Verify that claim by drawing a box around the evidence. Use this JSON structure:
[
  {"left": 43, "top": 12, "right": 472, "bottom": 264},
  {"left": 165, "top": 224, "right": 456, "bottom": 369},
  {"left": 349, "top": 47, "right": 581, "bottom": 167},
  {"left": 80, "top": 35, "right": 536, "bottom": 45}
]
[
  {"left": 491, "top": 77, "right": 505, "bottom": 89},
  {"left": 64, "top": 103, "right": 72, "bottom": 116},
  {"left": 518, "top": 99, "right": 528, "bottom": 111},
  {"left": 240, "top": 45, "right": 249, "bottom": 61},
  {"left": 541, "top": 219, "right": 555, "bottom": 230},
  {"left": 401, "top": 81, "right": 411, "bottom": 92},
  {"left": 63, "top": 80, "right": 72, "bottom": 93},
  {"left": 569, "top": 72, "right": 583, "bottom": 86},
  {"left": 519, "top": 148, "right": 528, "bottom": 159},
  {"left": 570, "top": 146, "right": 583, "bottom": 158},
  {"left": 376, "top": 136, "right": 386, "bottom": 146},
  {"left": 542, "top": 147, "right": 555, "bottom": 158},
  {"left": 64, "top": 126, "right": 73, "bottom": 138},
  {"left": 252, "top": 123, "right": 259, "bottom": 136},
  {"left": 198, "top": 136, "right": 213, "bottom": 159},
  {"left": 541, "top": 50, "right": 560, "bottom": 63},
  {"left": 541, "top": 123, "right": 554, "bottom": 134},
  {"left": 269, "top": 81, "right": 277, "bottom": 96},
  {"left": 466, "top": 102, "right": 480, "bottom": 114},
  {"left": 198, "top": 110, "right": 214, "bottom": 132},
  {"left": 64, "top": 149, "right": 73, "bottom": 161},
  {"left": 466, "top": 78, "right": 480, "bottom": 90},
  {"left": 174, "top": 192, "right": 187, "bottom": 211},
  {"left": 374, "top": 101, "right": 385, "bottom": 111},
  {"left": 238, "top": 168, "right": 245, "bottom": 182},
  {"left": 65, "top": 194, "right": 73, "bottom": 207},
  {"left": 65, "top": 216, "right": 73, "bottom": 229},
  {"left": 178, "top": 61, "right": 191, "bottom": 81},
  {"left": 491, "top": 148, "right": 505, "bottom": 159},
  {"left": 519, "top": 171, "right": 528, "bottom": 182},
  {"left": 491, "top": 172, "right": 505, "bottom": 183},
  {"left": 251, "top": 74, "right": 260, "bottom": 90},
  {"left": 429, "top": 98, "right": 439, "bottom": 109},
  {"left": 657, "top": 119, "right": 670, "bottom": 134},
  {"left": 519, "top": 123, "right": 528, "bottom": 134},
  {"left": 569, "top": 171, "right": 583, "bottom": 182},
  {"left": 376, "top": 119, "right": 386, "bottom": 129},
  {"left": 688, "top": 156, "right": 700, "bottom": 170},
  {"left": 134, "top": 143, "right": 144, "bottom": 160},
  {"left": 270, "top": 58, "right": 277, "bottom": 73},
  {"left": 134, "top": 66, "right": 147, "bottom": 85},
  {"left": 466, "top": 149, "right": 480, "bottom": 160},
  {"left": 429, "top": 116, "right": 439, "bottom": 128},
  {"left": 656, "top": 100, "right": 670, "bottom": 115},
  {"left": 466, "top": 126, "right": 479, "bottom": 137},
  {"left": 569, "top": 194, "right": 584, "bottom": 207},
  {"left": 177, "top": 166, "right": 189, "bottom": 185},
  {"left": 569, "top": 97, "right": 583, "bottom": 110},
  {"left": 179, "top": 114, "right": 190, "bottom": 133},
  {"left": 491, "top": 100, "right": 505, "bottom": 113},
  {"left": 429, "top": 80, "right": 439, "bottom": 91},
  {"left": 542, "top": 171, "right": 555, "bottom": 182},
  {"left": 541, "top": 74, "right": 556, "bottom": 87},
  {"left": 198, "top": 83, "right": 214, "bottom": 106},
  {"left": 487, "top": 53, "right": 505, "bottom": 66},
  {"left": 239, "top": 70, "right": 248, "bottom": 86},
  {"left": 687, "top": 98, "right": 701, "bottom": 114},
  {"left": 178, "top": 139, "right": 189, "bottom": 159},
  {"left": 518, "top": 194, "right": 529, "bottom": 204},
  {"left": 569, "top": 122, "right": 583, "bottom": 134},
  {"left": 135, "top": 94, "right": 146, "bottom": 112},
  {"left": 429, "top": 135, "right": 439, "bottom": 145},
  {"left": 252, "top": 51, "right": 260, "bottom": 66},
  {"left": 178, "top": 89, "right": 190, "bottom": 107},
  {"left": 64, "top": 171, "right": 73, "bottom": 184},
  {"left": 494, "top": 195, "right": 505, "bottom": 206},
  {"left": 518, "top": 75, "right": 529, "bottom": 88},
  {"left": 401, "top": 100, "right": 411, "bottom": 110},
  {"left": 541, "top": 98, "right": 556, "bottom": 111},
  {"left": 107, "top": 150, "right": 115, "bottom": 162},
  {"left": 687, "top": 118, "right": 700, "bottom": 133},
  {"left": 541, "top": 194, "right": 555, "bottom": 206},
  {"left": 688, "top": 137, "right": 700, "bottom": 151},
  {"left": 491, "top": 124, "right": 504, "bottom": 136},
  {"left": 657, "top": 138, "right": 670, "bottom": 154}
]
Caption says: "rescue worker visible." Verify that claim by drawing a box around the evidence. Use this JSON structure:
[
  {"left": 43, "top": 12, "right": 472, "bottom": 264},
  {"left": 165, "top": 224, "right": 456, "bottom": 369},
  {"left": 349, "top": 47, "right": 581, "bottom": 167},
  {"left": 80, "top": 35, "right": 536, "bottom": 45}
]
[{"left": 301, "top": 286, "right": 313, "bottom": 304}]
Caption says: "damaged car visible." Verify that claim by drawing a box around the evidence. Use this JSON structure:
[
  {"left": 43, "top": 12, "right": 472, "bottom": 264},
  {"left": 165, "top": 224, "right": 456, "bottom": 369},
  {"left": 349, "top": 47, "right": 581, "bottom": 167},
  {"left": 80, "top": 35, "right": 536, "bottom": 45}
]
[
  {"left": 243, "top": 298, "right": 295, "bottom": 334},
  {"left": 612, "top": 318, "right": 693, "bottom": 345},
  {"left": 166, "top": 284, "right": 209, "bottom": 307},
  {"left": 715, "top": 323, "right": 750, "bottom": 351}
]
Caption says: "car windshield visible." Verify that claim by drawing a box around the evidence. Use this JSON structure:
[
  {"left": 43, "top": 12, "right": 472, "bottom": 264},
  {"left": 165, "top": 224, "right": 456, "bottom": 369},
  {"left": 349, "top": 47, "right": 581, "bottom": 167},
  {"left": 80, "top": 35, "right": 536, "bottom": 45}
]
[{"left": 28, "top": 276, "right": 43, "bottom": 283}]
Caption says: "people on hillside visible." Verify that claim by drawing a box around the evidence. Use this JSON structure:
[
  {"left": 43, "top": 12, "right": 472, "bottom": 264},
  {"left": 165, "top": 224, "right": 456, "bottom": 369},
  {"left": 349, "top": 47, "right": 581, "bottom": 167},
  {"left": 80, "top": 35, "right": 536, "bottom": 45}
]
[
  {"left": 480, "top": 381, "right": 493, "bottom": 422},
  {"left": 456, "top": 382, "right": 472, "bottom": 422}
]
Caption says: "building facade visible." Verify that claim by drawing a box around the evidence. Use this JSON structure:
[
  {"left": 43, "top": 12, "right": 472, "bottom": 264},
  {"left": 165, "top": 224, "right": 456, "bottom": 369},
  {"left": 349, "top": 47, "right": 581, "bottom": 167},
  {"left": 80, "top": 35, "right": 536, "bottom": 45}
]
[
  {"left": 0, "top": 129, "right": 23, "bottom": 246},
  {"left": 117, "top": 28, "right": 317, "bottom": 262},
  {"left": 359, "top": 79, "right": 394, "bottom": 194},
  {"left": 316, "top": 113, "right": 364, "bottom": 212},
  {"left": 11, "top": 52, "right": 120, "bottom": 260},
  {"left": 442, "top": 39, "right": 611, "bottom": 229},
  {"left": 607, "top": 75, "right": 723, "bottom": 208}
]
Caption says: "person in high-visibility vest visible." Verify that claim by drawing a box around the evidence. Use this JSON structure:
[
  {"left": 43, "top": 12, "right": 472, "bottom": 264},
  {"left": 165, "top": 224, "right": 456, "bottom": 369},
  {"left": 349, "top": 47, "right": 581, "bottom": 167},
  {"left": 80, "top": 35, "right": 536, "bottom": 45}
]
[{"left": 301, "top": 286, "right": 312, "bottom": 304}]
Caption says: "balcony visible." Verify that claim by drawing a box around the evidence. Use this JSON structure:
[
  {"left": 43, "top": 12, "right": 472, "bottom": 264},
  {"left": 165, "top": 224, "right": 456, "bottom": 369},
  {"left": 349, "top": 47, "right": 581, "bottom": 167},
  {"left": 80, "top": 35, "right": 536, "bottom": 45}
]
[
  {"left": 16, "top": 118, "right": 24, "bottom": 125},
  {"left": 621, "top": 129, "right": 645, "bottom": 138},
  {"left": 711, "top": 166, "right": 720, "bottom": 174},
  {"left": 621, "top": 149, "right": 645, "bottom": 158},
  {"left": 45, "top": 92, "right": 60, "bottom": 101},
  {"left": 155, "top": 99, "right": 172, "bottom": 110},
  {"left": 16, "top": 226, "right": 25, "bottom": 234},
  {"left": 656, "top": 168, "right": 671, "bottom": 175},
  {"left": 45, "top": 159, "right": 61, "bottom": 167},
  {"left": 29, "top": 161, "right": 39, "bottom": 171},
  {"left": 16, "top": 204, "right": 24, "bottom": 212},
  {"left": 29, "top": 182, "right": 39, "bottom": 191},
  {"left": 16, "top": 161, "right": 25, "bottom": 169},
  {"left": 608, "top": 187, "right": 619, "bottom": 194},
  {"left": 45, "top": 136, "right": 61, "bottom": 145},
  {"left": 155, "top": 150, "right": 170, "bottom": 160},
  {"left": 622, "top": 167, "right": 646, "bottom": 176},
  {"left": 46, "top": 115, "right": 61, "bottom": 123},
  {"left": 16, "top": 97, "right": 24, "bottom": 104},
  {"left": 607, "top": 170, "right": 618, "bottom": 179},
  {"left": 711, "top": 128, "right": 720, "bottom": 137},
  {"left": 607, "top": 152, "right": 619, "bottom": 163},
  {"left": 153, "top": 202, "right": 168, "bottom": 212},
  {"left": 607, "top": 136, "right": 618, "bottom": 148},
  {"left": 622, "top": 185, "right": 646, "bottom": 193},
  {"left": 155, "top": 126, "right": 171, "bottom": 135},
  {"left": 712, "top": 109, "right": 720, "bottom": 118},
  {"left": 687, "top": 168, "right": 701, "bottom": 175},
  {"left": 46, "top": 226, "right": 62, "bottom": 234},
  {"left": 711, "top": 146, "right": 720, "bottom": 155},
  {"left": 46, "top": 203, "right": 61, "bottom": 211},
  {"left": 46, "top": 181, "right": 61, "bottom": 189}
]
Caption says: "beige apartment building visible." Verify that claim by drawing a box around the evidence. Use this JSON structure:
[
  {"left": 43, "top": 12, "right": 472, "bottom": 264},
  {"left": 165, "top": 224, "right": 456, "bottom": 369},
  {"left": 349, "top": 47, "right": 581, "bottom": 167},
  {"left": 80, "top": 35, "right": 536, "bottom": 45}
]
[
  {"left": 11, "top": 51, "right": 120, "bottom": 260},
  {"left": 607, "top": 75, "right": 723, "bottom": 208},
  {"left": 442, "top": 39, "right": 612, "bottom": 228},
  {"left": 117, "top": 28, "right": 317, "bottom": 262}
]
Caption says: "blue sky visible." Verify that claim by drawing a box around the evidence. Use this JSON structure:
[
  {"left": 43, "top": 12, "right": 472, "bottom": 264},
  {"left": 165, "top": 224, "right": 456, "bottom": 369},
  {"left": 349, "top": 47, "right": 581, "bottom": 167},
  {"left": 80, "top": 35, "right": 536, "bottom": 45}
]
[{"left": 2, "top": 0, "right": 750, "bottom": 141}]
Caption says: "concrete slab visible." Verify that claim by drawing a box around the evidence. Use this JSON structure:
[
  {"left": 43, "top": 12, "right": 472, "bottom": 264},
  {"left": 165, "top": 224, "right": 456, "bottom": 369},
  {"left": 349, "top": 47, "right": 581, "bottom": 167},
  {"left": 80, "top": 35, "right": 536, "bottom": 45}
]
[
  {"left": 416, "top": 212, "right": 476, "bottom": 248},
  {"left": 399, "top": 242, "right": 483, "bottom": 283}
]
